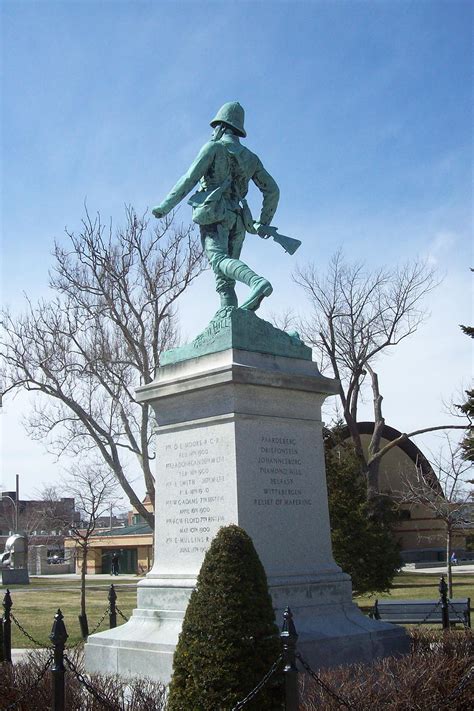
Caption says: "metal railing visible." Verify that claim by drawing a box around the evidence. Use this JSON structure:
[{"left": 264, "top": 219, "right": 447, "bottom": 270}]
[
  {"left": 1, "top": 582, "right": 471, "bottom": 710},
  {"left": 1, "top": 584, "right": 128, "bottom": 662}
]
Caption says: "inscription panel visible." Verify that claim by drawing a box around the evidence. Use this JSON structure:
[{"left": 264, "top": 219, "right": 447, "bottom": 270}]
[
  {"left": 235, "top": 417, "right": 334, "bottom": 576},
  {"left": 255, "top": 435, "right": 312, "bottom": 508},
  {"left": 154, "top": 422, "right": 236, "bottom": 574}
]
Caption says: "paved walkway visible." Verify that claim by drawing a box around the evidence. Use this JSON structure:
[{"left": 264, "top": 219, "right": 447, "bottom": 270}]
[
  {"left": 31, "top": 573, "right": 140, "bottom": 580},
  {"left": 402, "top": 564, "right": 474, "bottom": 574},
  {"left": 10, "top": 648, "right": 49, "bottom": 663}
]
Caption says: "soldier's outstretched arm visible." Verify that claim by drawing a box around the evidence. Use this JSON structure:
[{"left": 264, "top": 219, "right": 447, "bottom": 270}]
[
  {"left": 252, "top": 160, "right": 280, "bottom": 227},
  {"left": 152, "top": 142, "right": 216, "bottom": 218}
]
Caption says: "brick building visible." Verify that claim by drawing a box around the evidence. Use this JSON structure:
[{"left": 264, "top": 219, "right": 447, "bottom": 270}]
[{"left": 0, "top": 491, "right": 78, "bottom": 561}]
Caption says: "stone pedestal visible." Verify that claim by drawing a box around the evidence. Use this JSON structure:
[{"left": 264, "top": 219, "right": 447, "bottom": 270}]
[
  {"left": 85, "top": 330, "right": 409, "bottom": 681},
  {"left": 1, "top": 568, "right": 29, "bottom": 585}
]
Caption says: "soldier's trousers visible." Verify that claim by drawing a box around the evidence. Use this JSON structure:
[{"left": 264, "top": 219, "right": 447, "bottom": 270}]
[{"left": 199, "top": 210, "right": 247, "bottom": 296}]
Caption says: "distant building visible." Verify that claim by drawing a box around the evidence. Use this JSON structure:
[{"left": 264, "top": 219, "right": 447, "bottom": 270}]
[
  {"left": 341, "top": 422, "right": 473, "bottom": 563},
  {"left": 64, "top": 495, "right": 153, "bottom": 575},
  {"left": 0, "top": 492, "right": 79, "bottom": 567}
]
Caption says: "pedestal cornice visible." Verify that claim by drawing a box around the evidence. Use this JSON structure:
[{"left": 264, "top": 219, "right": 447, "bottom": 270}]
[{"left": 137, "top": 349, "right": 339, "bottom": 404}]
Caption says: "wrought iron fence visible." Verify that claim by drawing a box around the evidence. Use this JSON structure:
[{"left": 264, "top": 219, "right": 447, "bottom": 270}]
[{"left": 0, "top": 579, "right": 472, "bottom": 710}]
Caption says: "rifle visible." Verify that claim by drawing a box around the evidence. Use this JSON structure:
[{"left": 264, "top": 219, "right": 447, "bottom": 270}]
[{"left": 256, "top": 224, "right": 302, "bottom": 255}]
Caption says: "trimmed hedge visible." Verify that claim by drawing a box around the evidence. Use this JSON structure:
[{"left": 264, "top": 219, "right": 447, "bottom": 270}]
[{"left": 167, "top": 524, "right": 283, "bottom": 711}]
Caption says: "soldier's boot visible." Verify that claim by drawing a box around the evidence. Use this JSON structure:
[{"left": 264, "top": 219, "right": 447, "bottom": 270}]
[
  {"left": 218, "top": 258, "right": 273, "bottom": 312},
  {"left": 219, "top": 286, "right": 238, "bottom": 308}
]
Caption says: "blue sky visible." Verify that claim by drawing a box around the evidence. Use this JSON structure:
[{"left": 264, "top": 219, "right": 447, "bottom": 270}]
[{"left": 1, "top": 0, "right": 472, "bottom": 497}]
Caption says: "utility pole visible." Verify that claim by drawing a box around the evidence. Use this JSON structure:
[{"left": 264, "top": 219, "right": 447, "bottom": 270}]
[{"left": 15, "top": 475, "right": 19, "bottom": 532}]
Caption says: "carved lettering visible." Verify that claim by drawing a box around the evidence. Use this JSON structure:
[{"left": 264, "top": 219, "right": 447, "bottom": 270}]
[
  {"left": 255, "top": 435, "right": 312, "bottom": 508},
  {"left": 159, "top": 433, "right": 229, "bottom": 552}
]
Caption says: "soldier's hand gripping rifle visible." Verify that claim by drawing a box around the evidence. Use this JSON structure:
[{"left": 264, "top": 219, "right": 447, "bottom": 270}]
[{"left": 254, "top": 223, "right": 302, "bottom": 255}]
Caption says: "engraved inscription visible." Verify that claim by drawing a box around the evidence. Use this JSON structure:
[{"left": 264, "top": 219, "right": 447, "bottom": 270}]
[
  {"left": 255, "top": 435, "right": 312, "bottom": 507},
  {"left": 160, "top": 435, "right": 228, "bottom": 555}
]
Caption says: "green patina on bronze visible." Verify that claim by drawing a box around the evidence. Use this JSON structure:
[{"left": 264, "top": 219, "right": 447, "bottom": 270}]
[
  {"left": 152, "top": 101, "right": 301, "bottom": 314},
  {"left": 153, "top": 101, "right": 307, "bottom": 363},
  {"left": 160, "top": 308, "right": 312, "bottom": 365}
]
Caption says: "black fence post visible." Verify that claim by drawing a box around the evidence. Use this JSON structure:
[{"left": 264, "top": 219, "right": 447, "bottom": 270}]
[
  {"left": 0, "top": 614, "right": 4, "bottom": 663},
  {"left": 50, "top": 608, "right": 68, "bottom": 711},
  {"left": 373, "top": 599, "right": 380, "bottom": 620},
  {"left": 280, "top": 606, "right": 299, "bottom": 711},
  {"left": 109, "top": 584, "right": 117, "bottom": 629},
  {"left": 439, "top": 575, "right": 450, "bottom": 630},
  {"left": 3, "top": 589, "right": 12, "bottom": 664}
]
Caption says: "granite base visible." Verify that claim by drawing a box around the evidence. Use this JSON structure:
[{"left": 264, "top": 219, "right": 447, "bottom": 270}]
[{"left": 85, "top": 345, "right": 409, "bottom": 682}]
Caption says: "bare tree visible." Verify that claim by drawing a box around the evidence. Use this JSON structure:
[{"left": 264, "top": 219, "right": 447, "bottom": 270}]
[
  {"left": 1, "top": 486, "right": 73, "bottom": 551},
  {"left": 60, "top": 462, "right": 118, "bottom": 638},
  {"left": 0, "top": 208, "right": 205, "bottom": 526},
  {"left": 395, "top": 437, "right": 473, "bottom": 596},
  {"left": 295, "top": 251, "right": 466, "bottom": 506},
  {"left": 31, "top": 485, "right": 77, "bottom": 555}
]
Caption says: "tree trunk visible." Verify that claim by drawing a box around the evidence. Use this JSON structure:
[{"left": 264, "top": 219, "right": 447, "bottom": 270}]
[
  {"left": 446, "top": 526, "right": 453, "bottom": 598},
  {"left": 77, "top": 544, "right": 90, "bottom": 640},
  {"left": 81, "top": 545, "right": 87, "bottom": 617},
  {"left": 366, "top": 459, "right": 381, "bottom": 503}
]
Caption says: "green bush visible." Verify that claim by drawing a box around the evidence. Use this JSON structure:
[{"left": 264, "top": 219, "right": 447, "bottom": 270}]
[
  {"left": 167, "top": 525, "right": 283, "bottom": 711},
  {"left": 325, "top": 433, "right": 401, "bottom": 595}
]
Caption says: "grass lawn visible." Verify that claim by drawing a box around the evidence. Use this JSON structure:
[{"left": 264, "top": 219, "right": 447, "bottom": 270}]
[
  {"left": 355, "top": 571, "right": 474, "bottom": 608},
  {"left": 1, "top": 577, "right": 138, "bottom": 649},
  {"left": 2, "top": 571, "right": 473, "bottom": 649}
]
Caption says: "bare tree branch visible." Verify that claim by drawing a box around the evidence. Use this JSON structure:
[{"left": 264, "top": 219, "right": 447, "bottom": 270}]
[
  {"left": 0, "top": 208, "right": 206, "bottom": 527},
  {"left": 294, "top": 252, "right": 470, "bottom": 507},
  {"left": 392, "top": 435, "right": 473, "bottom": 595}
]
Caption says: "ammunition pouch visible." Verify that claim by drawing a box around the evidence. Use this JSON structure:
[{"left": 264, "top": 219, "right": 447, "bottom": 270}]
[{"left": 188, "top": 181, "right": 230, "bottom": 225}]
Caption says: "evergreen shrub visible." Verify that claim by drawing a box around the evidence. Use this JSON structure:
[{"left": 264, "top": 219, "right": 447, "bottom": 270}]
[
  {"left": 167, "top": 524, "right": 283, "bottom": 711},
  {"left": 325, "top": 431, "right": 401, "bottom": 594}
]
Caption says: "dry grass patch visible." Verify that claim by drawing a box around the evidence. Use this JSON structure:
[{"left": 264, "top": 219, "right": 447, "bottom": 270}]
[
  {"left": 300, "top": 630, "right": 473, "bottom": 711},
  {"left": 0, "top": 649, "right": 166, "bottom": 710}
]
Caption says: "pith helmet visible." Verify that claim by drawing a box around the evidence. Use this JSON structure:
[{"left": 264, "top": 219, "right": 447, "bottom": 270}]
[{"left": 210, "top": 102, "right": 246, "bottom": 138}]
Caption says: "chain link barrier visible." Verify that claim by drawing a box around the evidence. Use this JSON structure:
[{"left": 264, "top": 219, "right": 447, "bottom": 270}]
[
  {"left": 435, "top": 664, "right": 474, "bottom": 710},
  {"left": 416, "top": 600, "right": 443, "bottom": 627},
  {"left": 115, "top": 606, "right": 129, "bottom": 622},
  {"left": 230, "top": 654, "right": 283, "bottom": 710},
  {"left": 0, "top": 653, "right": 53, "bottom": 711},
  {"left": 296, "top": 652, "right": 356, "bottom": 710},
  {"left": 64, "top": 653, "right": 119, "bottom": 711},
  {"left": 87, "top": 605, "right": 110, "bottom": 636},
  {"left": 8, "top": 603, "right": 123, "bottom": 655},
  {"left": 65, "top": 604, "right": 116, "bottom": 649},
  {"left": 10, "top": 613, "right": 52, "bottom": 650}
]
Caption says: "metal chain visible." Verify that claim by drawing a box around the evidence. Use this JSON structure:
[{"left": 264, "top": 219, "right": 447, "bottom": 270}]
[
  {"left": 87, "top": 605, "right": 110, "bottom": 635},
  {"left": 64, "top": 653, "right": 119, "bottom": 711},
  {"left": 115, "top": 606, "right": 128, "bottom": 622},
  {"left": 435, "top": 664, "right": 474, "bottom": 710},
  {"left": 65, "top": 638, "right": 85, "bottom": 651},
  {"left": 296, "top": 652, "right": 356, "bottom": 710},
  {"left": 231, "top": 654, "right": 283, "bottom": 710},
  {"left": 0, "top": 653, "right": 53, "bottom": 711},
  {"left": 416, "top": 599, "right": 442, "bottom": 626},
  {"left": 63, "top": 605, "right": 112, "bottom": 650},
  {"left": 10, "top": 613, "right": 52, "bottom": 649}
]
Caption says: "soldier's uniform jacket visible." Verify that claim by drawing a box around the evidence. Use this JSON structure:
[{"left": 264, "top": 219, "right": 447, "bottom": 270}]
[{"left": 158, "top": 134, "right": 280, "bottom": 228}]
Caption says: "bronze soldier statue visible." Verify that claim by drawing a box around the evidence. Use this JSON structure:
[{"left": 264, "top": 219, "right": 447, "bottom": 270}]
[{"left": 152, "top": 102, "right": 280, "bottom": 312}]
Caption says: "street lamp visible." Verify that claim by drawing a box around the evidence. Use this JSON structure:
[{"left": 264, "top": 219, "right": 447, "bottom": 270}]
[
  {"left": 1, "top": 474, "right": 20, "bottom": 533},
  {"left": 1, "top": 494, "right": 18, "bottom": 533}
]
